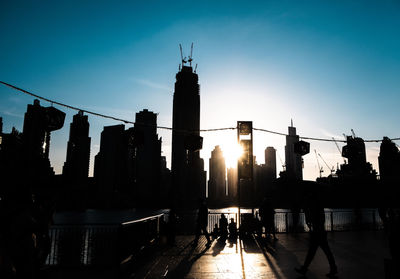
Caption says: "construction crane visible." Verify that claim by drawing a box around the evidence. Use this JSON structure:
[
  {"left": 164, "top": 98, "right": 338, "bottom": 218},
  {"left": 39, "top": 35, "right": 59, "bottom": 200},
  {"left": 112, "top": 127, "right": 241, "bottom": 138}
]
[
  {"left": 332, "top": 137, "right": 346, "bottom": 163},
  {"left": 188, "top": 43, "right": 193, "bottom": 67},
  {"left": 277, "top": 152, "right": 285, "bottom": 171},
  {"left": 179, "top": 44, "right": 187, "bottom": 65},
  {"left": 314, "top": 149, "right": 323, "bottom": 178},
  {"left": 318, "top": 152, "right": 335, "bottom": 175}
]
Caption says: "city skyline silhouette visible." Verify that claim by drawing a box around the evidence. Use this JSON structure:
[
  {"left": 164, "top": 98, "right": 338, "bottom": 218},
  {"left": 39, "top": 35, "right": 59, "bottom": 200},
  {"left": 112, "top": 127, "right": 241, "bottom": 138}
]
[
  {"left": 1, "top": 2, "right": 400, "bottom": 181},
  {"left": 1, "top": 2, "right": 400, "bottom": 278}
]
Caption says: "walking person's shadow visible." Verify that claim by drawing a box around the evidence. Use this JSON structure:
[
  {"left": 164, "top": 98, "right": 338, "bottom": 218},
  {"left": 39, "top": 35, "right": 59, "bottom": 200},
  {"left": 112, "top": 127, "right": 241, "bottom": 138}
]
[{"left": 165, "top": 240, "right": 211, "bottom": 278}]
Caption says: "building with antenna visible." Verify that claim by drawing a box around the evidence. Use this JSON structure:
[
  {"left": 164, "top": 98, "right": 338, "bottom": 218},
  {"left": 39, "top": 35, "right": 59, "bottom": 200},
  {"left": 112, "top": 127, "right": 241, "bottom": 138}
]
[
  {"left": 171, "top": 44, "right": 206, "bottom": 208},
  {"left": 284, "top": 120, "right": 303, "bottom": 180}
]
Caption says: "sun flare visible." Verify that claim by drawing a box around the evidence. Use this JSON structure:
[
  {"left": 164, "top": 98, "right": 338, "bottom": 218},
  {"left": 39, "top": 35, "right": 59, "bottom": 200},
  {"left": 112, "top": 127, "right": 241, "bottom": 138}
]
[{"left": 221, "top": 141, "right": 244, "bottom": 169}]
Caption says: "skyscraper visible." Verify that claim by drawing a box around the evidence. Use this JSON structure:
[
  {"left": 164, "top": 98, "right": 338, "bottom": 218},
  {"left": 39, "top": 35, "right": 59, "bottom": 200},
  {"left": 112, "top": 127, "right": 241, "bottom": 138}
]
[
  {"left": 284, "top": 120, "right": 303, "bottom": 180},
  {"left": 63, "top": 111, "right": 91, "bottom": 180},
  {"left": 22, "top": 99, "right": 65, "bottom": 177},
  {"left": 171, "top": 61, "right": 206, "bottom": 208},
  {"left": 227, "top": 167, "right": 238, "bottom": 206},
  {"left": 207, "top": 145, "right": 226, "bottom": 207},
  {"left": 265, "top": 146, "right": 277, "bottom": 179},
  {"left": 134, "top": 109, "right": 162, "bottom": 207},
  {"left": 94, "top": 124, "right": 135, "bottom": 207}
]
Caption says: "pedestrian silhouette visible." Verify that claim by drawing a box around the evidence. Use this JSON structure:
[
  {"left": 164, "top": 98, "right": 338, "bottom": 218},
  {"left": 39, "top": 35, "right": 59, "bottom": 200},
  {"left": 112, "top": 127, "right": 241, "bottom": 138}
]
[
  {"left": 228, "top": 218, "right": 238, "bottom": 239},
  {"left": 219, "top": 214, "right": 228, "bottom": 239},
  {"left": 259, "top": 197, "right": 277, "bottom": 240},
  {"left": 167, "top": 208, "right": 177, "bottom": 245},
  {"left": 291, "top": 204, "right": 301, "bottom": 233},
  {"left": 212, "top": 224, "right": 219, "bottom": 239},
  {"left": 193, "top": 199, "right": 211, "bottom": 246},
  {"left": 295, "top": 192, "right": 337, "bottom": 277}
]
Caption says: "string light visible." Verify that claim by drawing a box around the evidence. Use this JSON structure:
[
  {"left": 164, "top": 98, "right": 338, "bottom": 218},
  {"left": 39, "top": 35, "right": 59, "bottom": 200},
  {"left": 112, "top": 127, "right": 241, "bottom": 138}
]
[{"left": 1, "top": 81, "right": 399, "bottom": 142}]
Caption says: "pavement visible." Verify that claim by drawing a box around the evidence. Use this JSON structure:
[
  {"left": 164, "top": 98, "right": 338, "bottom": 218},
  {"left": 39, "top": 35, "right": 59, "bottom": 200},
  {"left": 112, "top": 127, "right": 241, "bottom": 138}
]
[{"left": 128, "top": 231, "right": 390, "bottom": 279}]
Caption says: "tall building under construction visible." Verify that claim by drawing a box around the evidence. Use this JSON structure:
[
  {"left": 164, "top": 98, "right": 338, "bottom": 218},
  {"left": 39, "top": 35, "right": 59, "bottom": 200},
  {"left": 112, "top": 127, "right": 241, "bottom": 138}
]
[{"left": 171, "top": 51, "right": 206, "bottom": 208}]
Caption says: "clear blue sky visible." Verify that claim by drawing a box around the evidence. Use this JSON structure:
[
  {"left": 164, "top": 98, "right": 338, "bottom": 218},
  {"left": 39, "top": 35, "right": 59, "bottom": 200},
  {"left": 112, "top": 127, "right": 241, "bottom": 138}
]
[{"left": 1, "top": 0, "right": 399, "bottom": 180}]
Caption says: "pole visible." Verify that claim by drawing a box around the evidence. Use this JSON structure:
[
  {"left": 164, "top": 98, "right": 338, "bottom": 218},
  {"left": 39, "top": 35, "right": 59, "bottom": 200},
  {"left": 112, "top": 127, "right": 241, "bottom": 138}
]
[{"left": 237, "top": 123, "right": 241, "bottom": 230}]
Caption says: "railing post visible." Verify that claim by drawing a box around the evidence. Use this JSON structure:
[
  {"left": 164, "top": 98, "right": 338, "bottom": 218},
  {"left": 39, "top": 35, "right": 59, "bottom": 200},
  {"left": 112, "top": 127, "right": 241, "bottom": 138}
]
[
  {"left": 372, "top": 210, "right": 376, "bottom": 230},
  {"left": 330, "top": 211, "right": 334, "bottom": 232},
  {"left": 285, "top": 212, "right": 289, "bottom": 233}
]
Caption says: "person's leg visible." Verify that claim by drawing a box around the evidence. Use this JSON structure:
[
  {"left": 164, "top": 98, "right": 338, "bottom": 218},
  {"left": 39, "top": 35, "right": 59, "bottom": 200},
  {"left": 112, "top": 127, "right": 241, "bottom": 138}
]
[
  {"left": 296, "top": 233, "right": 319, "bottom": 275},
  {"left": 271, "top": 218, "right": 277, "bottom": 240},
  {"left": 193, "top": 224, "right": 200, "bottom": 245},
  {"left": 203, "top": 225, "right": 211, "bottom": 243},
  {"left": 320, "top": 235, "right": 337, "bottom": 275},
  {"left": 303, "top": 236, "right": 319, "bottom": 269}
]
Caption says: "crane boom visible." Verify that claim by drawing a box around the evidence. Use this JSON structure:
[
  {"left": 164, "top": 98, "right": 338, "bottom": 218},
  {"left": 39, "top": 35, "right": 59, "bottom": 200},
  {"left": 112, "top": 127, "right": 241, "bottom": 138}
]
[
  {"left": 332, "top": 137, "right": 345, "bottom": 163},
  {"left": 318, "top": 152, "right": 334, "bottom": 174},
  {"left": 277, "top": 152, "right": 285, "bottom": 171},
  {"left": 179, "top": 44, "right": 187, "bottom": 65},
  {"left": 314, "top": 149, "right": 323, "bottom": 178},
  {"left": 188, "top": 42, "right": 193, "bottom": 66}
]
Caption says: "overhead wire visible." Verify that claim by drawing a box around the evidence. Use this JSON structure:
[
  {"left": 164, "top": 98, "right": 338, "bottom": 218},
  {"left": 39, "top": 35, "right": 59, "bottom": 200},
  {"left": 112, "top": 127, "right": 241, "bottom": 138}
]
[{"left": 1, "top": 81, "right": 399, "bottom": 142}]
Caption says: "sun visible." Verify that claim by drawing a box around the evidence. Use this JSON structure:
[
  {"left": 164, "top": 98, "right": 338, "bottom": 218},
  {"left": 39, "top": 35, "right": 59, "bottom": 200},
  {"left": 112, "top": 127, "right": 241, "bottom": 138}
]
[{"left": 221, "top": 141, "right": 244, "bottom": 169}]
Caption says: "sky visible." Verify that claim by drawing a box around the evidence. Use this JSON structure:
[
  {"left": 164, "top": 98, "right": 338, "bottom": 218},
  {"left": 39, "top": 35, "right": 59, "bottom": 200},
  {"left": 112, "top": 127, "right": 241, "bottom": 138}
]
[{"left": 1, "top": 0, "right": 399, "bottom": 180}]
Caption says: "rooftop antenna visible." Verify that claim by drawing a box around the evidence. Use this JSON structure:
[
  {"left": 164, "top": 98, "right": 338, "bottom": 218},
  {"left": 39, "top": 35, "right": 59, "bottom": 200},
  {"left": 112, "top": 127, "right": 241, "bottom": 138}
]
[
  {"left": 194, "top": 63, "right": 198, "bottom": 73},
  {"left": 291, "top": 119, "right": 293, "bottom": 127},
  {"left": 188, "top": 42, "right": 193, "bottom": 67},
  {"left": 179, "top": 44, "right": 187, "bottom": 66},
  {"left": 351, "top": 129, "right": 356, "bottom": 138}
]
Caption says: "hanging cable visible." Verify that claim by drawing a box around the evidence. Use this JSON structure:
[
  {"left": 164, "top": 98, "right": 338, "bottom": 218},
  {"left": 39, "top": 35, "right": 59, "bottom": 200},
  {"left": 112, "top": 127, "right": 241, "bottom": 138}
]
[
  {"left": 0, "top": 81, "right": 235, "bottom": 133},
  {"left": 1, "top": 81, "right": 399, "bottom": 142}
]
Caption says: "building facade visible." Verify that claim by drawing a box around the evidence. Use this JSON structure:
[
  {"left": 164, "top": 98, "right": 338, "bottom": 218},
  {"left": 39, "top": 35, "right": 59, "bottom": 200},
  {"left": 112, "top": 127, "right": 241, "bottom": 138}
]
[
  {"left": 284, "top": 121, "right": 303, "bottom": 180},
  {"left": 207, "top": 145, "right": 226, "bottom": 207},
  {"left": 265, "top": 146, "right": 277, "bottom": 179},
  {"left": 94, "top": 124, "right": 135, "bottom": 207},
  {"left": 171, "top": 64, "right": 206, "bottom": 208},
  {"left": 134, "top": 109, "right": 162, "bottom": 207},
  {"left": 63, "top": 111, "right": 91, "bottom": 180}
]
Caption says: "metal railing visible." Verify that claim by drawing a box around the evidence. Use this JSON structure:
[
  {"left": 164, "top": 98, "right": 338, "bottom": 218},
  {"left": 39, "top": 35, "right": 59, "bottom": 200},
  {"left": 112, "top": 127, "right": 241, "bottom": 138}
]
[
  {"left": 45, "top": 214, "right": 165, "bottom": 267},
  {"left": 45, "top": 209, "right": 383, "bottom": 267},
  {"left": 208, "top": 208, "right": 383, "bottom": 234}
]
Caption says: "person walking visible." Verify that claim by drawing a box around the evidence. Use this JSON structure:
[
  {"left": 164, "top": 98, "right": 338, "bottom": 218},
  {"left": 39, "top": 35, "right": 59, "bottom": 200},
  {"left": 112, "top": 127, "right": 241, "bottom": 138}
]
[
  {"left": 219, "top": 214, "right": 228, "bottom": 239},
  {"left": 295, "top": 193, "right": 337, "bottom": 277},
  {"left": 259, "top": 197, "right": 277, "bottom": 240},
  {"left": 193, "top": 199, "right": 212, "bottom": 246},
  {"left": 228, "top": 218, "right": 238, "bottom": 239}
]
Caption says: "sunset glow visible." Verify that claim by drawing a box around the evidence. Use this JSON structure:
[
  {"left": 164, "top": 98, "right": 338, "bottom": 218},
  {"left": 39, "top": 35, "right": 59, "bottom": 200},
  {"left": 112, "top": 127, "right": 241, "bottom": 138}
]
[{"left": 221, "top": 141, "right": 244, "bottom": 169}]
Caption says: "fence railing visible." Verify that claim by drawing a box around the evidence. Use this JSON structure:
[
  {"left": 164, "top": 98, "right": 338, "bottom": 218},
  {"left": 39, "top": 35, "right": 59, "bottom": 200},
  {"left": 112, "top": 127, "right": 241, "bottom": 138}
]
[
  {"left": 207, "top": 208, "right": 383, "bottom": 234},
  {"left": 45, "top": 214, "right": 164, "bottom": 267},
  {"left": 45, "top": 209, "right": 383, "bottom": 267}
]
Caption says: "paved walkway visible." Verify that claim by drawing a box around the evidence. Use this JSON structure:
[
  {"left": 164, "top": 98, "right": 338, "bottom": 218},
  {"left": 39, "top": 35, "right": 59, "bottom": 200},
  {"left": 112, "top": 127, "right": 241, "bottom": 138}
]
[{"left": 130, "top": 231, "right": 390, "bottom": 279}]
